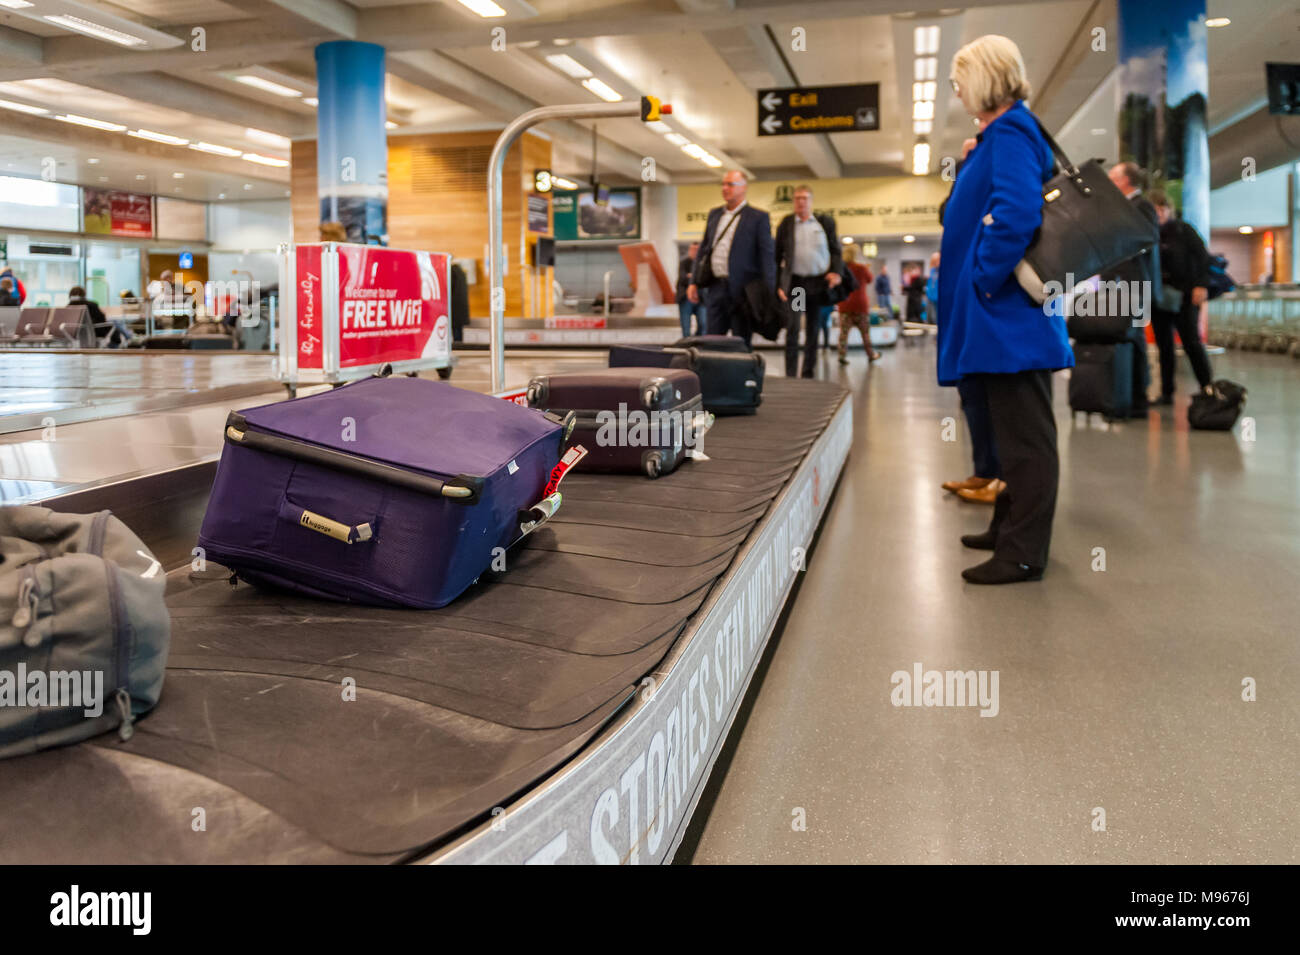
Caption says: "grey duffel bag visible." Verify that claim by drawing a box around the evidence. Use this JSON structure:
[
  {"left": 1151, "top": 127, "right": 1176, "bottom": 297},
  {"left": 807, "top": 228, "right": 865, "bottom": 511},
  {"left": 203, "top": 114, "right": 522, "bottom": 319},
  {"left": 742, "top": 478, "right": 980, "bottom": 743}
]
[{"left": 0, "top": 506, "right": 170, "bottom": 759}]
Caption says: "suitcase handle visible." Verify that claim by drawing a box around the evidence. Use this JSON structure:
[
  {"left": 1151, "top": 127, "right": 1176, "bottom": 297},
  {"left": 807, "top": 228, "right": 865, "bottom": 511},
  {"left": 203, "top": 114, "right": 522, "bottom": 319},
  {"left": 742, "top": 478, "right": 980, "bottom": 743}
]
[
  {"left": 225, "top": 417, "right": 482, "bottom": 503},
  {"left": 517, "top": 491, "right": 562, "bottom": 538}
]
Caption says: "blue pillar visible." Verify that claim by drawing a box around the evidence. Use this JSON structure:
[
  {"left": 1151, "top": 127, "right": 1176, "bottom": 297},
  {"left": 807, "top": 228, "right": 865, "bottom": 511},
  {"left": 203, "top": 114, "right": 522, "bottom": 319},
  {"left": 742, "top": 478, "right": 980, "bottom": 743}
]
[
  {"left": 1117, "top": 0, "right": 1210, "bottom": 237},
  {"left": 314, "top": 40, "right": 388, "bottom": 245}
]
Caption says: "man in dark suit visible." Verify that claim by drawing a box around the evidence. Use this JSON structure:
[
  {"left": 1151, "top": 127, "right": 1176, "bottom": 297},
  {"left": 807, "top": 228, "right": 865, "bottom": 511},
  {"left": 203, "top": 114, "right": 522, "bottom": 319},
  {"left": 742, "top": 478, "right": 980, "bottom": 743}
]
[
  {"left": 774, "top": 184, "right": 842, "bottom": 377},
  {"left": 687, "top": 170, "right": 774, "bottom": 347},
  {"left": 1105, "top": 162, "right": 1162, "bottom": 414}
]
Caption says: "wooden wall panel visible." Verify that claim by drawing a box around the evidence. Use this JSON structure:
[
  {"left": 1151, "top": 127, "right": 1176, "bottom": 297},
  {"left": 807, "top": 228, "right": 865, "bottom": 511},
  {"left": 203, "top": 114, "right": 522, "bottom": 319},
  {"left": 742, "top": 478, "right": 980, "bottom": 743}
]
[{"left": 290, "top": 131, "right": 552, "bottom": 319}]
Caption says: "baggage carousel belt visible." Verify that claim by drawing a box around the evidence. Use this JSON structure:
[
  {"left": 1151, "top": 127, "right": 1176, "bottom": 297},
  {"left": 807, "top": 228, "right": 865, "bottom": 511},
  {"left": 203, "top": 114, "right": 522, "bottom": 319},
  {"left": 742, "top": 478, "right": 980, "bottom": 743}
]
[{"left": 0, "top": 377, "right": 848, "bottom": 863}]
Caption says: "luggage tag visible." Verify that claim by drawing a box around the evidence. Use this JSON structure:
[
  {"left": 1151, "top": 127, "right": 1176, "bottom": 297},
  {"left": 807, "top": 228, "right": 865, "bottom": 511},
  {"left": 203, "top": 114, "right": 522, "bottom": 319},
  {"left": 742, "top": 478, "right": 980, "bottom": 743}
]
[
  {"left": 517, "top": 445, "right": 589, "bottom": 539},
  {"left": 685, "top": 412, "right": 715, "bottom": 461}
]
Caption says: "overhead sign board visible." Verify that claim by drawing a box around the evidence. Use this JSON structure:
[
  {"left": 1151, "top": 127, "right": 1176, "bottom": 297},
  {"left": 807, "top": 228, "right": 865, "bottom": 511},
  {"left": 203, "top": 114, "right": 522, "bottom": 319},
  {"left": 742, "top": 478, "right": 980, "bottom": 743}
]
[{"left": 757, "top": 83, "right": 880, "bottom": 136}]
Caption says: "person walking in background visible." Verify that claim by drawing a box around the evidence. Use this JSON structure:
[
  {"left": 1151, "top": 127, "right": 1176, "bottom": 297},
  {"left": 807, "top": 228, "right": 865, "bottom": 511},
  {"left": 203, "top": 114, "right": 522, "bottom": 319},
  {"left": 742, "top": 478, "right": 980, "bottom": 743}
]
[
  {"left": 775, "top": 184, "right": 842, "bottom": 377},
  {"left": 874, "top": 264, "right": 892, "bottom": 316},
  {"left": 925, "top": 252, "right": 941, "bottom": 323},
  {"left": 939, "top": 34, "right": 1073, "bottom": 585},
  {"left": 676, "top": 241, "right": 706, "bottom": 337},
  {"left": 1148, "top": 189, "right": 1214, "bottom": 405},
  {"left": 904, "top": 266, "right": 927, "bottom": 324},
  {"left": 688, "top": 170, "right": 774, "bottom": 348},
  {"left": 837, "top": 246, "right": 881, "bottom": 364}
]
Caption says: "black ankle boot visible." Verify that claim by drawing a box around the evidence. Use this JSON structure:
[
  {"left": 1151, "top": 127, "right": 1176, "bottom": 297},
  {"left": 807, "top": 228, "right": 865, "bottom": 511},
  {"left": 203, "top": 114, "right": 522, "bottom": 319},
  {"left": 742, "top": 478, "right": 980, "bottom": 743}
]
[
  {"left": 961, "top": 557, "right": 1043, "bottom": 584},
  {"left": 961, "top": 529, "right": 997, "bottom": 550}
]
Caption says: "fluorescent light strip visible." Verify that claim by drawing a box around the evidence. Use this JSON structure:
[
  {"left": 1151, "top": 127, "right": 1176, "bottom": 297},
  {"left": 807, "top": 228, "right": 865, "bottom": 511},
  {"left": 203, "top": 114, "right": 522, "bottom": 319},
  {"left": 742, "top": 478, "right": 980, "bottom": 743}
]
[
  {"left": 386, "top": 121, "right": 398, "bottom": 130},
  {"left": 913, "top": 81, "right": 936, "bottom": 102},
  {"left": 913, "top": 100, "right": 934, "bottom": 121},
  {"left": 914, "top": 25, "right": 939, "bottom": 56},
  {"left": 681, "top": 143, "right": 707, "bottom": 159},
  {"left": 665, "top": 132, "right": 688, "bottom": 146},
  {"left": 913, "top": 120, "right": 932, "bottom": 134},
  {"left": 233, "top": 75, "right": 303, "bottom": 98},
  {"left": 582, "top": 77, "right": 622, "bottom": 102},
  {"left": 129, "top": 129, "right": 189, "bottom": 146},
  {"left": 190, "top": 142, "right": 243, "bottom": 157},
  {"left": 303, "top": 97, "right": 318, "bottom": 107},
  {"left": 645, "top": 121, "right": 670, "bottom": 134},
  {"left": 55, "top": 113, "right": 127, "bottom": 132},
  {"left": 245, "top": 127, "right": 290, "bottom": 149},
  {"left": 914, "top": 57, "right": 937, "bottom": 81},
  {"left": 701, "top": 153, "right": 722, "bottom": 168},
  {"left": 553, "top": 177, "right": 579, "bottom": 190},
  {"left": 456, "top": 0, "right": 506, "bottom": 16},
  {"left": 241, "top": 152, "right": 290, "bottom": 167},
  {"left": 0, "top": 98, "right": 47, "bottom": 115},
  {"left": 546, "top": 54, "right": 592, "bottom": 79},
  {"left": 0, "top": 1, "right": 35, "bottom": 9},
  {"left": 44, "top": 14, "right": 148, "bottom": 46}
]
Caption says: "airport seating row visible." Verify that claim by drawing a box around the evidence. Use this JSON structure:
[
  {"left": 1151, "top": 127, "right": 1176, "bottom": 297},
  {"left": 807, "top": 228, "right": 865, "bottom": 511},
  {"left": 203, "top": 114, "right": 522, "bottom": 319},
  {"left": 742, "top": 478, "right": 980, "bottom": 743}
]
[{"left": 0, "top": 306, "right": 95, "bottom": 348}]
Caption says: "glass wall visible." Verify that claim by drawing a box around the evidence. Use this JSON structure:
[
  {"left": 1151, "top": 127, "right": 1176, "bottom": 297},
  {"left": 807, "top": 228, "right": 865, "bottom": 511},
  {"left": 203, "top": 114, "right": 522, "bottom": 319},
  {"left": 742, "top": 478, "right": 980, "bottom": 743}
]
[
  {"left": 2, "top": 235, "right": 82, "bottom": 306},
  {"left": 84, "top": 242, "right": 142, "bottom": 304}
]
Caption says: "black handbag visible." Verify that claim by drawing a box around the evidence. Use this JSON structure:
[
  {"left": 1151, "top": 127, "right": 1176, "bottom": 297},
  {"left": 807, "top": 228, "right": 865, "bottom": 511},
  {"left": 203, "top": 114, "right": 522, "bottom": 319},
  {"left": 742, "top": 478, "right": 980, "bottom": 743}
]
[
  {"left": 826, "top": 261, "right": 858, "bottom": 305},
  {"left": 1187, "top": 379, "right": 1246, "bottom": 431},
  {"left": 1015, "top": 120, "right": 1159, "bottom": 304}
]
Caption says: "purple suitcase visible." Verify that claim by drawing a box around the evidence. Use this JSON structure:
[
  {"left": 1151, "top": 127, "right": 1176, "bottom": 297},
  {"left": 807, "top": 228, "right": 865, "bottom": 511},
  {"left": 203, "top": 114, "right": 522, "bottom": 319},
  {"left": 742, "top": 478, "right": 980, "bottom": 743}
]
[
  {"left": 198, "top": 376, "right": 569, "bottom": 608},
  {"left": 526, "top": 367, "right": 706, "bottom": 478},
  {"left": 608, "top": 343, "right": 674, "bottom": 369}
]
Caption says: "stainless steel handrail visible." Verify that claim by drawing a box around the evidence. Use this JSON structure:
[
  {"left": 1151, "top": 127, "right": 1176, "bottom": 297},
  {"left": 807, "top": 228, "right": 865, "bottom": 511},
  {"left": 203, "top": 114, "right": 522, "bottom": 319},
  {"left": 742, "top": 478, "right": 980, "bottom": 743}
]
[{"left": 486, "top": 102, "right": 639, "bottom": 392}]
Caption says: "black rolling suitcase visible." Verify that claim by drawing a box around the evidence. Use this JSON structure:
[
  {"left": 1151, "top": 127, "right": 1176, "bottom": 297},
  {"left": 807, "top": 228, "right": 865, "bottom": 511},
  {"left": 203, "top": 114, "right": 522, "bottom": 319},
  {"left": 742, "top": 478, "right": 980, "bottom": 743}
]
[
  {"left": 670, "top": 346, "right": 764, "bottom": 416},
  {"left": 1188, "top": 379, "right": 1246, "bottom": 430},
  {"left": 527, "top": 367, "right": 707, "bottom": 478},
  {"left": 1069, "top": 342, "right": 1133, "bottom": 419},
  {"left": 673, "top": 334, "right": 749, "bottom": 352}
]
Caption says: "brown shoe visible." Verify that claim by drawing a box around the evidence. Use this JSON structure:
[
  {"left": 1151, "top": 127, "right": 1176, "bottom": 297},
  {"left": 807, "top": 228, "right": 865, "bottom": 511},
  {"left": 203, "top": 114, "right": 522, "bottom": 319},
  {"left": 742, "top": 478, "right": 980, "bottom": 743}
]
[
  {"left": 942, "top": 475, "right": 993, "bottom": 493},
  {"left": 956, "top": 479, "right": 1005, "bottom": 504}
]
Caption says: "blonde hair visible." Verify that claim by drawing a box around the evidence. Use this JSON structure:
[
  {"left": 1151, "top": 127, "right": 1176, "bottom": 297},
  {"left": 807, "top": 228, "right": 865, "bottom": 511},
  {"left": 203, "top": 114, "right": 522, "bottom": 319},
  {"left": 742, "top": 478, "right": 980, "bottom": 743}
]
[{"left": 951, "top": 35, "right": 1031, "bottom": 114}]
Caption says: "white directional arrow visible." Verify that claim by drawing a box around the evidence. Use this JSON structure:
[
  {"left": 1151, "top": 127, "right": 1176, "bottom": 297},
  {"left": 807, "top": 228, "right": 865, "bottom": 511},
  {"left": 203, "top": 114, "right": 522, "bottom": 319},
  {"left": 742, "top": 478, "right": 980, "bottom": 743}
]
[
  {"left": 761, "top": 114, "right": 783, "bottom": 134},
  {"left": 761, "top": 92, "right": 782, "bottom": 112}
]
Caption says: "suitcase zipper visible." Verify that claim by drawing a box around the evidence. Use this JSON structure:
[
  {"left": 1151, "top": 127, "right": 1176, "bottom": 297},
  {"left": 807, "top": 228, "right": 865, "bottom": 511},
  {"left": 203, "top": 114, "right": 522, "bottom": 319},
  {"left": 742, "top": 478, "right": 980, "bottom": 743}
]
[
  {"left": 10, "top": 566, "right": 39, "bottom": 638},
  {"left": 89, "top": 511, "right": 135, "bottom": 741}
]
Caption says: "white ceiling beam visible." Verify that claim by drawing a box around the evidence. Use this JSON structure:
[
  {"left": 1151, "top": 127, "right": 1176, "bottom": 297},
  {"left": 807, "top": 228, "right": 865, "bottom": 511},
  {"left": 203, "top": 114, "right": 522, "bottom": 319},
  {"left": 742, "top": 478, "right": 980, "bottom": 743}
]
[
  {"left": 0, "top": 24, "right": 42, "bottom": 67},
  {"left": 221, "top": 0, "right": 358, "bottom": 39},
  {"left": 87, "top": 72, "right": 314, "bottom": 139}
]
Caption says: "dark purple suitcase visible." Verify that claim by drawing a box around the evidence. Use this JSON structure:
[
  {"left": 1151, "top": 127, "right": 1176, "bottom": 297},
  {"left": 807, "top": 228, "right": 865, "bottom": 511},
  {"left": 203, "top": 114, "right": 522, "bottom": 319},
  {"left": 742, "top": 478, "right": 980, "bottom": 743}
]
[
  {"left": 527, "top": 367, "right": 704, "bottom": 478},
  {"left": 198, "top": 376, "right": 568, "bottom": 608},
  {"left": 673, "top": 334, "right": 749, "bottom": 352}
]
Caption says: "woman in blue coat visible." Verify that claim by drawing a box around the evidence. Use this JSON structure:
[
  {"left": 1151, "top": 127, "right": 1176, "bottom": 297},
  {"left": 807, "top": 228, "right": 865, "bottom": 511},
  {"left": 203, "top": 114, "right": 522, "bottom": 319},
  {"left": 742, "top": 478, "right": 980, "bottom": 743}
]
[{"left": 938, "top": 34, "right": 1074, "bottom": 585}]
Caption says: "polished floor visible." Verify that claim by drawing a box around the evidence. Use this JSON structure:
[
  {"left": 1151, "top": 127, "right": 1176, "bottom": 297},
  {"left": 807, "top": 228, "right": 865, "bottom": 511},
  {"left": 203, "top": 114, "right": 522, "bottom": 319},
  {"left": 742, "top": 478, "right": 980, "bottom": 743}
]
[{"left": 689, "top": 339, "right": 1299, "bottom": 864}]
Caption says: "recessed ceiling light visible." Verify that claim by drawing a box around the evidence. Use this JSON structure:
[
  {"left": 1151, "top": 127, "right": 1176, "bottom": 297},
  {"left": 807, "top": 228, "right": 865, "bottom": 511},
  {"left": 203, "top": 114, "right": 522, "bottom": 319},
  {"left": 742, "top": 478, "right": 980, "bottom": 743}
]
[
  {"left": 903, "top": 234, "right": 916, "bottom": 243},
  {"left": 0, "top": 98, "right": 47, "bottom": 115},
  {"left": 97, "top": 176, "right": 107, "bottom": 182},
  {"left": 1207, "top": 17, "right": 1230, "bottom": 27},
  {"left": 913, "top": 25, "right": 940, "bottom": 56},
  {"left": 0, "top": 1, "right": 35, "bottom": 10},
  {"left": 56, "top": 114, "right": 127, "bottom": 132},
  {"left": 130, "top": 129, "right": 189, "bottom": 146},
  {"left": 455, "top": 0, "right": 505, "bottom": 17},
  {"left": 912, "top": 142, "right": 931, "bottom": 176},
  {"left": 136, "top": 174, "right": 146, "bottom": 180},
  {"left": 914, "top": 57, "right": 937, "bottom": 81},
  {"left": 913, "top": 81, "right": 937, "bottom": 102},
  {"left": 701, "top": 153, "right": 722, "bottom": 168},
  {"left": 1238, "top": 226, "right": 1254, "bottom": 234},
  {"left": 665, "top": 132, "right": 688, "bottom": 146},
  {"left": 552, "top": 177, "right": 579, "bottom": 190},
  {"left": 582, "top": 77, "right": 621, "bottom": 102},
  {"left": 190, "top": 142, "right": 243, "bottom": 157},
  {"left": 173, "top": 172, "right": 185, "bottom": 179},
  {"left": 645, "top": 120, "right": 670, "bottom": 134},
  {"left": 86, "top": 157, "right": 100, "bottom": 164},
  {"left": 385, "top": 121, "right": 398, "bottom": 129},
  {"left": 245, "top": 128, "right": 291, "bottom": 149},
  {"left": 545, "top": 54, "right": 591, "bottom": 79},
  {"left": 913, "top": 101, "right": 934, "bottom": 120},
  {"left": 243, "top": 183, "right": 253, "bottom": 190},
  {"left": 241, "top": 152, "right": 289, "bottom": 167},
  {"left": 914, "top": 120, "right": 932, "bottom": 134},
  {"left": 233, "top": 75, "right": 303, "bottom": 98},
  {"left": 553, "top": 38, "right": 572, "bottom": 46},
  {"left": 218, "top": 193, "right": 226, "bottom": 199},
  {"left": 44, "top": 14, "right": 148, "bottom": 46},
  {"left": 681, "top": 143, "right": 706, "bottom": 159}
]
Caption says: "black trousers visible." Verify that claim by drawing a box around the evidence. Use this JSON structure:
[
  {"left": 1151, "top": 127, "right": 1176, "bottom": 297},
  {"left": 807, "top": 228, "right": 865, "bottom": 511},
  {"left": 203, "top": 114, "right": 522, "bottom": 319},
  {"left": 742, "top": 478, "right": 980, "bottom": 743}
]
[
  {"left": 704, "top": 281, "right": 752, "bottom": 347},
  {"left": 1152, "top": 301, "right": 1213, "bottom": 396},
  {"left": 784, "top": 275, "right": 828, "bottom": 378},
  {"left": 980, "top": 369, "right": 1058, "bottom": 569}
]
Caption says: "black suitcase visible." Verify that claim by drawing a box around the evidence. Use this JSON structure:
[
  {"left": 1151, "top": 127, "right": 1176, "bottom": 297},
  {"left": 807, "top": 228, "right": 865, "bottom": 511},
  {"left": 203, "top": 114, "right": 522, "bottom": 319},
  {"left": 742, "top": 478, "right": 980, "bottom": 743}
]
[
  {"left": 1069, "top": 342, "right": 1133, "bottom": 419},
  {"left": 670, "top": 347, "right": 764, "bottom": 416},
  {"left": 527, "top": 367, "right": 705, "bottom": 478},
  {"left": 1188, "top": 379, "right": 1246, "bottom": 430},
  {"left": 673, "top": 334, "right": 749, "bottom": 353}
]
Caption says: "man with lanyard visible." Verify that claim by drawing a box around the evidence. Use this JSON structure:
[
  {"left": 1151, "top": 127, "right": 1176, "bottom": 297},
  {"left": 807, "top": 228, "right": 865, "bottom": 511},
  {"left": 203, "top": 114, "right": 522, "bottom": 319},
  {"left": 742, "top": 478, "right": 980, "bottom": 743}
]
[{"left": 687, "top": 170, "right": 774, "bottom": 347}]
